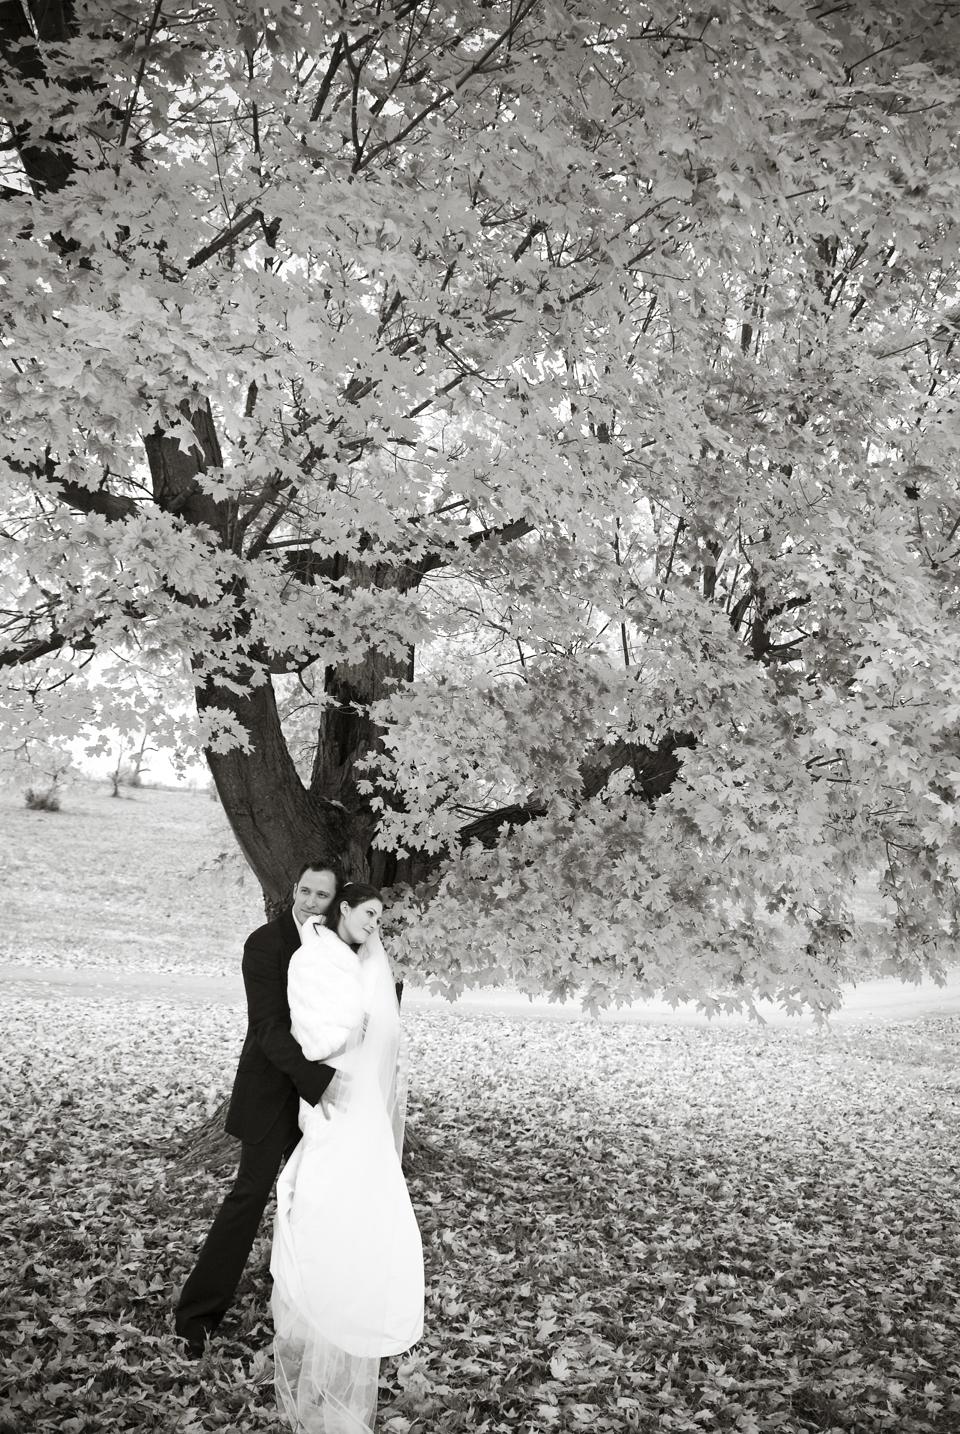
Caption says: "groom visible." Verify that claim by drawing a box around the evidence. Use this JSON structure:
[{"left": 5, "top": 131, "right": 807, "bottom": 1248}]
[{"left": 174, "top": 857, "right": 345, "bottom": 1356}]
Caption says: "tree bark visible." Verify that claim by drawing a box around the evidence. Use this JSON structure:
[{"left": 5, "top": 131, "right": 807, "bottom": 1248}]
[
  {"left": 0, "top": 0, "right": 78, "bottom": 196},
  {"left": 161, "top": 1093, "right": 439, "bottom": 1176},
  {"left": 198, "top": 676, "right": 353, "bottom": 913},
  {"left": 162, "top": 1102, "right": 236, "bottom": 1174}
]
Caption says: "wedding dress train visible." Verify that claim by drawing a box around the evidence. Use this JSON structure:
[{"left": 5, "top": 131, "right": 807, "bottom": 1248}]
[{"left": 270, "top": 926, "right": 424, "bottom": 1433}]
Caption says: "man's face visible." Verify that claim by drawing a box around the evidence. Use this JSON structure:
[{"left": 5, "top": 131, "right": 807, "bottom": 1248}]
[{"left": 292, "top": 868, "right": 338, "bottom": 923}]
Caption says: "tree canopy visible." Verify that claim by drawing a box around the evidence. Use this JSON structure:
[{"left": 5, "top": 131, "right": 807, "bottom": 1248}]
[{"left": 2, "top": 0, "right": 960, "bottom": 1012}]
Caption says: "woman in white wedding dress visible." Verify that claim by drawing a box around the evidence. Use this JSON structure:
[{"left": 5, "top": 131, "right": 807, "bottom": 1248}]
[{"left": 270, "top": 883, "right": 424, "bottom": 1434}]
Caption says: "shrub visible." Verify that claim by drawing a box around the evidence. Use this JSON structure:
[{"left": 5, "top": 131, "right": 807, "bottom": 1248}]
[{"left": 24, "top": 786, "right": 61, "bottom": 812}]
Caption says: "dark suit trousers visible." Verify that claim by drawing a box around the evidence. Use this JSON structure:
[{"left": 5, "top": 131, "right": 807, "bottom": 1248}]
[{"left": 175, "top": 1114, "right": 299, "bottom": 1341}]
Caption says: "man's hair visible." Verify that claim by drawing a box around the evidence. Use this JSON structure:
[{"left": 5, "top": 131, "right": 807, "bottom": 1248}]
[{"left": 294, "top": 856, "right": 346, "bottom": 887}]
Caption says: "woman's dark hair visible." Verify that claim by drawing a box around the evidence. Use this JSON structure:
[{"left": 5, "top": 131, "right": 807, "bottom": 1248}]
[{"left": 325, "top": 881, "right": 382, "bottom": 930}]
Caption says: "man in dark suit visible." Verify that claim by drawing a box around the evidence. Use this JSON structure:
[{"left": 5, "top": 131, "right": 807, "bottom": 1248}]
[{"left": 174, "top": 858, "right": 344, "bottom": 1356}]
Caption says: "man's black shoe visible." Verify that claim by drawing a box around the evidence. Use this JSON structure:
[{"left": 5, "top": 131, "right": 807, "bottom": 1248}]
[{"left": 174, "top": 1319, "right": 210, "bottom": 1359}]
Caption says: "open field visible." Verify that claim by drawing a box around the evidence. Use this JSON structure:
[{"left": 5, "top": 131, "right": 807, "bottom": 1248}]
[{"left": 0, "top": 781, "right": 262, "bottom": 974}]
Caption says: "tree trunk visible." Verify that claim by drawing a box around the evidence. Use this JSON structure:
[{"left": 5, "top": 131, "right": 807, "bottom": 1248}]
[
  {"left": 313, "top": 653, "right": 439, "bottom": 889},
  {"left": 162, "top": 1099, "right": 236, "bottom": 1173},
  {"left": 161, "top": 1094, "right": 440, "bottom": 1177},
  {"left": 197, "top": 677, "right": 354, "bottom": 912}
]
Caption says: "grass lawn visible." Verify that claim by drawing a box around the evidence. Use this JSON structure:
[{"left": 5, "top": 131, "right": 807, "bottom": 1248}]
[{"left": 0, "top": 782, "right": 261, "bottom": 974}]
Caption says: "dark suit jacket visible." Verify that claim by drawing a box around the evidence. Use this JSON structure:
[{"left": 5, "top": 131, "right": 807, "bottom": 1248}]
[{"left": 225, "top": 908, "right": 336, "bottom": 1144}]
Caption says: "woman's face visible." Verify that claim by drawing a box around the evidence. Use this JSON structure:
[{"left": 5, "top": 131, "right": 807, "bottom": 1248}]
[{"left": 338, "top": 898, "right": 382, "bottom": 946}]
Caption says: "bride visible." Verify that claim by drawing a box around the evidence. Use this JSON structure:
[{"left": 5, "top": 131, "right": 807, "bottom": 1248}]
[{"left": 270, "top": 883, "right": 424, "bottom": 1433}]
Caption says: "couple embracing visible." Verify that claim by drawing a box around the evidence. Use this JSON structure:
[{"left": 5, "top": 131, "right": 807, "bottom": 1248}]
[{"left": 175, "top": 861, "right": 424, "bottom": 1433}]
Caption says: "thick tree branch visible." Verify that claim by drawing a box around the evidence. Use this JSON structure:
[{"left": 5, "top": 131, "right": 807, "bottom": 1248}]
[
  {"left": 0, "top": 631, "right": 76, "bottom": 668},
  {"left": 7, "top": 454, "right": 139, "bottom": 522},
  {"left": 275, "top": 515, "right": 536, "bottom": 604},
  {"left": 457, "top": 731, "right": 697, "bottom": 851},
  {"left": 457, "top": 801, "right": 546, "bottom": 848},
  {"left": 143, "top": 398, "right": 237, "bottom": 545},
  {"left": 412, "top": 517, "right": 536, "bottom": 583},
  {"left": 0, "top": 608, "right": 112, "bottom": 668},
  {"left": 186, "top": 208, "right": 264, "bottom": 271},
  {"left": 56, "top": 477, "right": 138, "bottom": 522},
  {"left": 0, "top": 0, "right": 110, "bottom": 200}
]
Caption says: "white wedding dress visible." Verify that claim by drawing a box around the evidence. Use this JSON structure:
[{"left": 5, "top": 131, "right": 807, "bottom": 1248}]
[{"left": 270, "top": 922, "right": 424, "bottom": 1434}]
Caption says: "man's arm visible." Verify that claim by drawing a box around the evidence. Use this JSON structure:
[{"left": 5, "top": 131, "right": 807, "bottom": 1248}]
[{"left": 242, "top": 936, "right": 336, "bottom": 1106}]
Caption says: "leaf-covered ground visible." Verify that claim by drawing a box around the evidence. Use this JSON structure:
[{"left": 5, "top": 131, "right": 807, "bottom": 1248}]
[{"left": 1, "top": 987, "right": 958, "bottom": 1433}]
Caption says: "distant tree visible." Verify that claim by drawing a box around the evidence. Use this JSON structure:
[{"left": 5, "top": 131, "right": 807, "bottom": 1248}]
[
  {"left": 107, "top": 751, "right": 124, "bottom": 801},
  {"left": 108, "top": 731, "right": 156, "bottom": 795},
  {"left": 2, "top": 1, "right": 960, "bottom": 1011},
  {"left": 124, "top": 731, "right": 154, "bottom": 788}
]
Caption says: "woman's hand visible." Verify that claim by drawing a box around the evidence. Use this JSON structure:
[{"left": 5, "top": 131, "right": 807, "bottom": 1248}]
[
  {"left": 320, "top": 1070, "right": 351, "bottom": 1119},
  {"left": 343, "top": 1013, "right": 370, "bottom": 1052}
]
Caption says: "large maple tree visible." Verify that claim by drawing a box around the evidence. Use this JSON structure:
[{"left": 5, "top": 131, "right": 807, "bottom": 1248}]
[{"left": 2, "top": 0, "right": 959, "bottom": 1011}]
